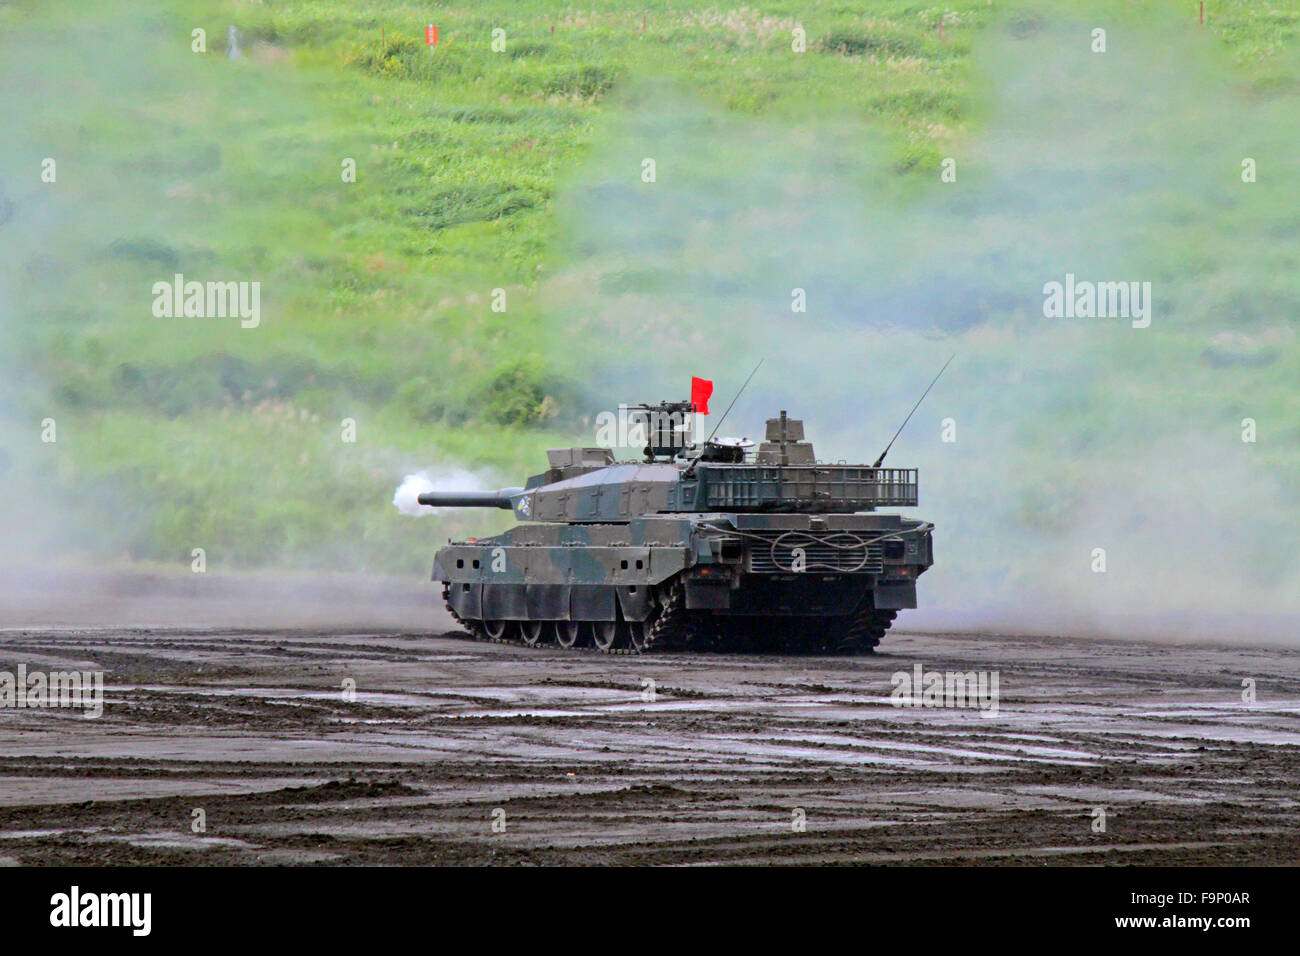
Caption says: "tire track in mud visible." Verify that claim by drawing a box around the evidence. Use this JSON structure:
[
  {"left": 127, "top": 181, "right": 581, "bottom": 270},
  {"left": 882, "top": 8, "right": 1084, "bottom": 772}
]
[{"left": 1, "top": 626, "right": 1298, "bottom": 864}]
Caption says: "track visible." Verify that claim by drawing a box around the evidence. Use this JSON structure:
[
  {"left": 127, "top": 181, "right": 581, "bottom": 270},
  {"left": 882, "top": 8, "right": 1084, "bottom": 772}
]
[
  {"left": 446, "top": 582, "right": 895, "bottom": 655},
  {"left": 2, "top": 620, "right": 1299, "bottom": 865}
]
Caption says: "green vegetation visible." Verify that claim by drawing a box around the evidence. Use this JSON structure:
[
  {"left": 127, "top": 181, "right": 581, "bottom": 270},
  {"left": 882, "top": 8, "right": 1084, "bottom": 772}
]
[{"left": 1, "top": 0, "right": 1298, "bottom": 587}]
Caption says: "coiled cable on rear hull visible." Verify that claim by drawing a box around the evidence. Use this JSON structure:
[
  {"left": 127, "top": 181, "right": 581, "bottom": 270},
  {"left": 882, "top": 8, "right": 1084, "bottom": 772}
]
[{"left": 696, "top": 521, "right": 935, "bottom": 574}]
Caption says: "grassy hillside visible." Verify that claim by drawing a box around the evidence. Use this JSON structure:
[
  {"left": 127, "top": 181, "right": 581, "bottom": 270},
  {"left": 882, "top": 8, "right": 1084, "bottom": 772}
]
[{"left": 2, "top": 0, "right": 1299, "bottom": 602}]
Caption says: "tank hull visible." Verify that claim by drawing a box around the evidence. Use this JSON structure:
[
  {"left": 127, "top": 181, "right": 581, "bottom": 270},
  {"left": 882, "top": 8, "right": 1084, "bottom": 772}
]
[{"left": 433, "top": 512, "right": 932, "bottom": 653}]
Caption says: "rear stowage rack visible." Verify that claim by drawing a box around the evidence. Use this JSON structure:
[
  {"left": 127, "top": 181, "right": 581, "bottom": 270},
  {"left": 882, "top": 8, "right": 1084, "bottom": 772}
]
[{"left": 697, "top": 466, "right": 918, "bottom": 511}]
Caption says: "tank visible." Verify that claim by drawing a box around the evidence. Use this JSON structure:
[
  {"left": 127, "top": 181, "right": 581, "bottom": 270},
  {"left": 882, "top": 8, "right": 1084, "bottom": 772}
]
[{"left": 420, "top": 401, "right": 934, "bottom": 654}]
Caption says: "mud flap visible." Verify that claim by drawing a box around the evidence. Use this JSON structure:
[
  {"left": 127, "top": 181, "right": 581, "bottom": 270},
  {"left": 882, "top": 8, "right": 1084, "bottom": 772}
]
[
  {"left": 873, "top": 583, "right": 917, "bottom": 610},
  {"left": 571, "top": 585, "right": 617, "bottom": 621},
  {"left": 448, "top": 582, "right": 482, "bottom": 620},
  {"left": 483, "top": 583, "right": 528, "bottom": 620},
  {"left": 615, "top": 585, "right": 651, "bottom": 622},
  {"left": 527, "top": 584, "right": 570, "bottom": 621},
  {"left": 685, "top": 580, "right": 731, "bottom": 610}
]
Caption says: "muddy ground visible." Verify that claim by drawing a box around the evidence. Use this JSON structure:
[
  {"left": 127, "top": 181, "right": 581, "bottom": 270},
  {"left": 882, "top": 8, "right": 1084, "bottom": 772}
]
[{"left": 2, "top": 601, "right": 1299, "bottom": 865}]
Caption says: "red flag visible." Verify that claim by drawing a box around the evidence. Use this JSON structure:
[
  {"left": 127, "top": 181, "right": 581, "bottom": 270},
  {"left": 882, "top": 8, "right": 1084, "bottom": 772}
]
[
  {"left": 691, "top": 376, "right": 713, "bottom": 415},
  {"left": 425, "top": 24, "right": 438, "bottom": 45}
]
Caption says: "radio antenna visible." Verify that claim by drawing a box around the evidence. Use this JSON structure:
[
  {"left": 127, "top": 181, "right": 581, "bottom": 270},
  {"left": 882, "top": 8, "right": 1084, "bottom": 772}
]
[
  {"left": 705, "top": 359, "right": 763, "bottom": 444},
  {"left": 871, "top": 354, "right": 954, "bottom": 469}
]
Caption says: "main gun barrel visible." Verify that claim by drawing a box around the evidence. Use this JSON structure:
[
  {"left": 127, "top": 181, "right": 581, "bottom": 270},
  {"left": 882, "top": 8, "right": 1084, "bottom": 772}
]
[{"left": 417, "top": 488, "right": 522, "bottom": 509}]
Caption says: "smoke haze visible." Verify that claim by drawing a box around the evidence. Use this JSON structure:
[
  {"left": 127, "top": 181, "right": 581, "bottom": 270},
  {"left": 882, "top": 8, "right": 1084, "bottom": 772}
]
[
  {"left": 393, "top": 468, "right": 491, "bottom": 517},
  {"left": 545, "top": 13, "right": 1300, "bottom": 642},
  {"left": 2, "top": 4, "right": 1297, "bottom": 642}
]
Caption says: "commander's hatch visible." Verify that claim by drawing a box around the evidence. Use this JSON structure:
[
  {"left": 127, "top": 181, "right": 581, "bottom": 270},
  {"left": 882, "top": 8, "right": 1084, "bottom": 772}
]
[{"left": 696, "top": 436, "right": 756, "bottom": 464}]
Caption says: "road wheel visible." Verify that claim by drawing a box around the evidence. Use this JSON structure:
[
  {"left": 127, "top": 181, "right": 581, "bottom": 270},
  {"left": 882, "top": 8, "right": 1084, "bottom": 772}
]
[
  {"left": 592, "top": 619, "right": 624, "bottom": 652},
  {"left": 483, "top": 619, "right": 514, "bottom": 640},
  {"left": 520, "top": 620, "right": 548, "bottom": 646},
  {"left": 556, "top": 620, "right": 584, "bottom": 649},
  {"left": 627, "top": 619, "right": 652, "bottom": 652}
]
